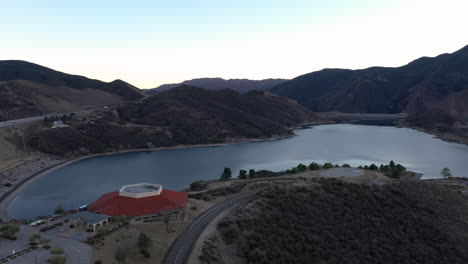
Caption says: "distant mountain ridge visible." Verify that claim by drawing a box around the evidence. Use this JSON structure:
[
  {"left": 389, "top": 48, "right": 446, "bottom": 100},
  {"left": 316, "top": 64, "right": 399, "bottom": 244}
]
[
  {"left": 0, "top": 60, "right": 144, "bottom": 100},
  {"left": 122, "top": 85, "right": 319, "bottom": 142},
  {"left": 270, "top": 45, "right": 468, "bottom": 115},
  {"left": 28, "top": 86, "right": 322, "bottom": 155},
  {"left": 149, "top": 78, "right": 287, "bottom": 94}
]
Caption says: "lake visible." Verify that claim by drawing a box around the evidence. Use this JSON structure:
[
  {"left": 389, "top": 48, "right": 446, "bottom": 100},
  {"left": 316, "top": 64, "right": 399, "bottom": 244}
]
[{"left": 8, "top": 124, "right": 468, "bottom": 219}]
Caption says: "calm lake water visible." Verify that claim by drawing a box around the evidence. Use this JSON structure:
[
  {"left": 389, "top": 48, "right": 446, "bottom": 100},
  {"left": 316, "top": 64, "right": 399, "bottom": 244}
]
[{"left": 8, "top": 124, "right": 468, "bottom": 219}]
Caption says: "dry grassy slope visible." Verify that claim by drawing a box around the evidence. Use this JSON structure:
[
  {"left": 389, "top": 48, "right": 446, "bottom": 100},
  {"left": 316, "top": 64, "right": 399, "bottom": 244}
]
[
  {"left": 0, "top": 125, "right": 36, "bottom": 172},
  {"left": 0, "top": 80, "right": 124, "bottom": 120},
  {"left": 437, "top": 89, "right": 468, "bottom": 115}
]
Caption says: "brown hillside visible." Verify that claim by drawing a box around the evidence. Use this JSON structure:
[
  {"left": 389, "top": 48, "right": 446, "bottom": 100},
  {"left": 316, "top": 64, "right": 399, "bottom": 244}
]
[{"left": 0, "top": 80, "right": 124, "bottom": 121}]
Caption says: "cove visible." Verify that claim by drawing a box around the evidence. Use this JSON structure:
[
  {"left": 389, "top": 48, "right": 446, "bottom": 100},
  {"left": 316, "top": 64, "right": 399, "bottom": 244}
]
[{"left": 8, "top": 124, "right": 468, "bottom": 219}]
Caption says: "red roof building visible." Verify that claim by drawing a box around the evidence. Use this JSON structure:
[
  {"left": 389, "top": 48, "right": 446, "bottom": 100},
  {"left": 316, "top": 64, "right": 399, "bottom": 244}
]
[{"left": 89, "top": 183, "right": 188, "bottom": 218}]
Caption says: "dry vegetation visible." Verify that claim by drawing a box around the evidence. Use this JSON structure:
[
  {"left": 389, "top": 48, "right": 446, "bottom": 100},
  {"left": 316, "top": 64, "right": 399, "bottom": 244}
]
[{"left": 200, "top": 178, "right": 468, "bottom": 264}]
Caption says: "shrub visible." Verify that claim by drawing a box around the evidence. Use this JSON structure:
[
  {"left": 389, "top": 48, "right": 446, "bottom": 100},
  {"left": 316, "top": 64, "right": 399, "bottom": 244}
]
[
  {"left": 29, "top": 233, "right": 41, "bottom": 242},
  {"left": 50, "top": 248, "right": 64, "bottom": 255},
  {"left": 139, "top": 248, "right": 151, "bottom": 258},
  {"left": 297, "top": 164, "right": 308, "bottom": 172},
  {"left": 0, "top": 223, "right": 20, "bottom": 239},
  {"left": 308, "top": 162, "right": 320, "bottom": 170},
  {"left": 190, "top": 181, "right": 207, "bottom": 191},
  {"left": 40, "top": 239, "right": 51, "bottom": 244},
  {"left": 323, "top": 162, "right": 334, "bottom": 169},
  {"left": 115, "top": 247, "right": 127, "bottom": 263},
  {"left": 137, "top": 232, "right": 152, "bottom": 249},
  {"left": 441, "top": 167, "right": 452, "bottom": 178},
  {"left": 48, "top": 256, "right": 66, "bottom": 264},
  {"left": 342, "top": 163, "right": 351, "bottom": 167},
  {"left": 96, "top": 228, "right": 109, "bottom": 237},
  {"left": 54, "top": 205, "right": 65, "bottom": 215}
]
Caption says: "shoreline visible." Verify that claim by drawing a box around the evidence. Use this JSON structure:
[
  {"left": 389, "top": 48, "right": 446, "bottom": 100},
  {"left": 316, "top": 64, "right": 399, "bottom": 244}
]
[
  {"left": 398, "top": 125, "right": 468, "bottom": 146},
  {"left": 1, "top": 120, "right": 463, "bottom": 220},
  {"left": 0, "top": 133, "right": 299, "bottom": 220}
]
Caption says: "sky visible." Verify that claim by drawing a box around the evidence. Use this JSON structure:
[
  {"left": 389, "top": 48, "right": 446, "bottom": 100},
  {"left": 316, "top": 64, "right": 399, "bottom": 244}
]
[{"left": 1, "top": 0, "right": 468, "bottom": 89}]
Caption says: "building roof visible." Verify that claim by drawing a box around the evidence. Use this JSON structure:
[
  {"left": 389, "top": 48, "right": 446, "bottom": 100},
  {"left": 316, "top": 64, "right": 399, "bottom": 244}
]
[
  {"left": 88, "top": 189, "right": 188, "bottom": 217},
  {"left": 120, "top": 183, "right": 161, "bottom": 194},
  {"left": 67, "top": 211, "right": 110, "bottom": 224}
]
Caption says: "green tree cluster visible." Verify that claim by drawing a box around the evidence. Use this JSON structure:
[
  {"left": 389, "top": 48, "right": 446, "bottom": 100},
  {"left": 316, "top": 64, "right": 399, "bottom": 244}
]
[
  {"left": 358, "top": 160, "right": 406, "bottom": 178},
  {"left": 308, "top": 162, "right": 320, "bottom": 170},
  {"left": 220, "top": 167, "right": 232, "bottom": 180},
  {"left": 238, "top": 169, "right": 247, "bottom": 179}
]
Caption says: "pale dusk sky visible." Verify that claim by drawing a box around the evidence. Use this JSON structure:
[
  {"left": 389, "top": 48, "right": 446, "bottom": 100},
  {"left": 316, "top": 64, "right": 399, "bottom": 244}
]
[{"left": 1, "top": 0, "right": 468, "bottom": 88}]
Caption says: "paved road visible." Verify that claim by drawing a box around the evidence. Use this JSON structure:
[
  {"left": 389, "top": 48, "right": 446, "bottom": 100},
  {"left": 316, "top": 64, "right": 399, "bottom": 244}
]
[
  {"left": 163, "top": 191, "right": 258, "bottom": 264},
  {"left": 0, "top": 110, "right": 95, "bottom": 128}
]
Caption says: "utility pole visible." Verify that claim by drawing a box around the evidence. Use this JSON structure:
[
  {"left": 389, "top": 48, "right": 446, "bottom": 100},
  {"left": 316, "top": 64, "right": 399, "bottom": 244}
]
[{"left": 21, "top": 133, "right": 29, "bottom": 155}]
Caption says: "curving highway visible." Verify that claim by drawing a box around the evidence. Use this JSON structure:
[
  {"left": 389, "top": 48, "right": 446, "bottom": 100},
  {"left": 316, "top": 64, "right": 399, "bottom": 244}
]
[
  {"left": 0, "top": 110, "right": 95, "bottom": 128},
  {"left": 163, "top": 191, "right": 257, "bottom": 264}
]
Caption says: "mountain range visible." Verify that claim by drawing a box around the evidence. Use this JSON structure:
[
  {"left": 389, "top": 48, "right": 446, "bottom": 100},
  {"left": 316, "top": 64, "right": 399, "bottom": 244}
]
[
  {"left": 0, "top": 60, "right": 145, "bottom": 121},
  {"left": 1, "top": 44, "right": 467, "bottom": 125},
  {"left": 271, "top": 45, "right": 468, "bottom": 116},
  {"left": 149, "top": 78, "right": 287, "bottom": 94}
]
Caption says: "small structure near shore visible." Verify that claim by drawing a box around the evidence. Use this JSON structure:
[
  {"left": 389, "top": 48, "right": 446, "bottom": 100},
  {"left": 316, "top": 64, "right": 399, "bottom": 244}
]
[
  {"left": 51, "top": 120, "right": 68, "bottom": 128},
  {"left": 89, "top": 183, "right": 187, "bottom": 224},
  {"left": 66, "top": 211, "right": 110, "bottom": 232}
]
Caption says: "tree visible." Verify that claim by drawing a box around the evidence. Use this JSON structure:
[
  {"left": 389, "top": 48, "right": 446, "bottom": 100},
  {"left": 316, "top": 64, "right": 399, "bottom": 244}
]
[
  {"left": 388, "top": 163, "right": 406, "bottom": 178},
  {"left": 54, "top": 204, "right": 65, "bottom": 214},
  {"left": 342, "top": 164, "right": 351, "bottom": 168},
  {"left": 323, "top": 162, "right": 334, "bottom": 169},
  {"left": 137, "top": 232, "right": 152, "bottom": 249},
  {"left": 441, "top": 167, "right": 452, "bottom": 178},
  {"left": 239, "top": 169, "right": 247, "bottom": 179},
  {"left": 308, "top": 162, "right": 320, "bottom": 170},
  {"left": 389, "top": 160, "right": 396, "bottom": 169},
  {"left": 297, "top": 164, "right": 308, "bottom": 172},
  {"left": 248, "top": 169, "right": 256, "bottom": 179},
  {"left": 0, "top": 223, "right": 20, "bottom": 239},
  {"left": 369, "top": 164, "right": 378, "bottom": 171},
  {"left": 115, "top": 247, "right": 127, "bottom": 264},
  {"left": 220, "top": 167, "right": 232, "bottom": 180}
]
